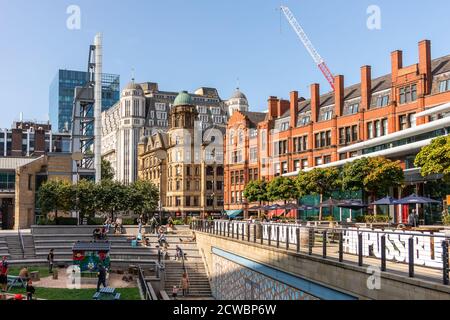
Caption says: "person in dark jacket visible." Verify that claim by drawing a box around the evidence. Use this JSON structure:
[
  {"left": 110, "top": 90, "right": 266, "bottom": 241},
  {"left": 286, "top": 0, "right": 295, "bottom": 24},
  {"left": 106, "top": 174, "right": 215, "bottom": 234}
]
[
  {"left": 26, "top": 280, "right": 35, "bottom": 300},
  {"left": 97, "top": 263, "right": 107, "bottom": 292},
  {"left": 47, "top": 249, "right": 54, "bottom": 274}
]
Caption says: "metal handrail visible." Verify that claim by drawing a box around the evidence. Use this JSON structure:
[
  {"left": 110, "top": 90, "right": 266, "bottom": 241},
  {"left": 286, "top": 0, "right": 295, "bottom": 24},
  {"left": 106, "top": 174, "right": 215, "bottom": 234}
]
[
  {"left": 137, "top": 265, "right": 158, "bottom": 300},
  {"left": 193, "top": 219, "right": 450, "bottom": 286},
  {"left": 18, "top": 229, "right": 25, "bottom": 259}
]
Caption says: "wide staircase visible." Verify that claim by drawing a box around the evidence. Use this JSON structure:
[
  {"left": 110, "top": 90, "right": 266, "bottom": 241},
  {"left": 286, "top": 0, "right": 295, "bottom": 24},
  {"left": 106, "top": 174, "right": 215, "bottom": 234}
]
[
  {"left": 5, "top": 235, "right": 23, "bottom": 260},
  {"left": 164, "top": 260, "right": 213, "bottom": 299},
  {"left": 0, "top": 235, "right": 10, "bottom": 259}
]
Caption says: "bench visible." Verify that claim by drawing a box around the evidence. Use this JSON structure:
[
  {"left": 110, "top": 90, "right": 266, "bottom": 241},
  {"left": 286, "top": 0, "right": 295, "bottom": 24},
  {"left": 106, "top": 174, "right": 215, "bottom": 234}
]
[
  {"left": 114, "top": 293, "right": 121, "bottom": 300},
  {"left": 92, "top": 292, "right": 101, "bottom": 300},
  {"left": 7, "top": 276, "right": 27, "bottom": 291}
]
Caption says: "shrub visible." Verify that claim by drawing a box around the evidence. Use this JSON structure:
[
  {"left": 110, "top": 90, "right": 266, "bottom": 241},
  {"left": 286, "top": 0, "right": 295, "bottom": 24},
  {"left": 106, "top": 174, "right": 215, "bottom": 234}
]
[
  {"left": 55, "top": 217, "right": 78, "bottom": 225},
  {"left": 324, "top": 216, "right": 335, "bottom": 222},
  {"left": 121, "top": 218, "right": 135, "bottom": 225},
  {"left": 87, "top": 217, "right": 104, "bottom": 225},
  {"left": 172, "top": 219, "right": 184, "bottom": 225},
  {"left": 443, "top": 215, "right": 450, "bottom": 226},
  {"left": 362, "top": 215, "right": 390, "bottom": 223}
]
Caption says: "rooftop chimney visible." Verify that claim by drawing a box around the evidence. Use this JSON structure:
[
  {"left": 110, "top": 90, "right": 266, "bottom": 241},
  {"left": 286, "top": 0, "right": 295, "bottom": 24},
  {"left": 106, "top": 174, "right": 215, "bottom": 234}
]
[
  {"left": 361, "top": 65, "right": 372, "bottom": 110},
  {"left": 290, "top": 91, "right": 299, "bottom": 128},
  {"left": 311, "top": 84, "right": 320, "bottom": 122},
  {"left": 391, "top": 50, "right": 403, "bottom": 81},
  {"left": 334, "top": 75, "right": 344, "bottom": 117},
  {"left": 419, "top": 39, "right": 432, "bottom": 95}
]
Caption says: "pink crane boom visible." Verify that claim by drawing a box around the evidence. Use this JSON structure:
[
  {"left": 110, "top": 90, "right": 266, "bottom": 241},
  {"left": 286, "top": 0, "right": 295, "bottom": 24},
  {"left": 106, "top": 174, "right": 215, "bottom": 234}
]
[{"left": 281, "top": 6, "right": 335, "bottom": 91}]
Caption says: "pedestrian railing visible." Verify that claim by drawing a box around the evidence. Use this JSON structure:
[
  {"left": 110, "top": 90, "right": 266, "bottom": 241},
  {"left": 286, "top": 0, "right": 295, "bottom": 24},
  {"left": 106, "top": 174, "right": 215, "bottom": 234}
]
[
  {"left": 191, "top": 220, "right": 450, "bottom": 285},
  {"left": 138, "top": 264, "right": 158, "bottom": 300}
]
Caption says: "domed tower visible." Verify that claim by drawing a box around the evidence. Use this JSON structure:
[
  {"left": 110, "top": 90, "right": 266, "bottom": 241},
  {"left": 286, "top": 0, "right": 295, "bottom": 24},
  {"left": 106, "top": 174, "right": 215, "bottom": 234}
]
[
  {"left": 117, "top": 80, "right": 146, "bottom": 183},
  {"left": 169, "top": 91, "right": 198, "bottom": 130},
  {"left": 226, "top": 88, "right": 249, "bottom": 116}
]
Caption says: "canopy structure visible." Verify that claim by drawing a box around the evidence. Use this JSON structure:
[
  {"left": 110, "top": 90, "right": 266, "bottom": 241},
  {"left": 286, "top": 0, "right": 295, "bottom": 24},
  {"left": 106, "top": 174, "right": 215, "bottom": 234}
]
[
  {"left": 317, "top": 198, "right": 341, "bottom": 208},
  {"left": 394, "top": 194, "right": 440, "bottom": 204},
  {"left": 371, "top": 196, "right": 397, "bottom": 205},
  {"left": 337, "top": 200, "right": 368, "bottom": 210},
  {"left": 225, "top": 210, "right": 243, "bottom": 219}
]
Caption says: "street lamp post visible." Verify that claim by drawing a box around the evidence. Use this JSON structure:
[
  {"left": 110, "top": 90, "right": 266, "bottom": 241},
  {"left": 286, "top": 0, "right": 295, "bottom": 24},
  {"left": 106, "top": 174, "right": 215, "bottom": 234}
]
[{"left": 154, "top": 150, "right": 167, "bottom": 226}]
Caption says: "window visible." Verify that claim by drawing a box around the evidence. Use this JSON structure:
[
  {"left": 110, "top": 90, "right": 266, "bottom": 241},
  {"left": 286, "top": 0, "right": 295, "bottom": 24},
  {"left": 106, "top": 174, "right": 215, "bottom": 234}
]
[
  {"left": 293, "top": 136, "right": 308, "bottom": 152},
  {"left": 186, "top": 181, "right": 190, "bottom": 190},
  {"left": 376, "top": 94, "right": 390, "bottom": 107},
  {"left": 439, "top": 79, "right": 450, "bottom": 93},
  {"left": 315, "top": 131, "right": 331, "bottom": 148},
  {"left": 250, "top": 147, "right": 258, "bottom": 162},
  {"left": 367, "top": 122, "right": 374, "bottom": 139},
  {"left": 301, "top": 159, "right": 309, "bottom": 169},
  {"left": 282, "top": 162, "right": 288, "bottom": 174},
  {"left": 323, "top": 155, "right": 332, "bottom": 164},
  {"left": 399, "top": 114, "right": 415, "bottom": 130},
  {"left": 344, "top": 103, "right": 359, "bottom": 115},
  {"left": 352, "top": 125, "right": 358, "bottom": 142},
  {"left": 155, "top": 102, "right": 166, "bottom": 111},
  {"left": 206, "top": 181, "right": 213, "bottom": 190},
  {"left": 315, "top": 157, "right": 323, "bottom": 166},
  {"left": 280, "top": 122, "right": 289, "bottom": 131},
  {"left": 339, "top": 153, "right": 347, "bottom": 160},
  {"left": 375, "top": 120, "right": 381, "bottom": 137},
  {"left": 399, "top": 84, "right": 417, "bottom": 104},
  {"left": 274, "top": 163, "right": 281, "bottom": 176},
  {"left": 294, "top": 160, "right": 301, "bottom": 171},
  {"left": 382, "top": 119, "right": 388, "bottom": 136},
  {"left": 185, "top": 196, "right": 191, "bottom": 207},
  {"left": 216, "top": 181, "right": 223, "bottom": 191}
]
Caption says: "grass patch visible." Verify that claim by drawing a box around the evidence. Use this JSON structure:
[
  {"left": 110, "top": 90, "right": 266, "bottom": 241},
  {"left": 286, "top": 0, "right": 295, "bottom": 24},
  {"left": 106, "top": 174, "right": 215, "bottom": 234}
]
[
  {"left": 8, "top": 266, "right": 51, "bottom": 279},
  {"left": 9, "top": 287, "right": 141, "bottom": 300}
]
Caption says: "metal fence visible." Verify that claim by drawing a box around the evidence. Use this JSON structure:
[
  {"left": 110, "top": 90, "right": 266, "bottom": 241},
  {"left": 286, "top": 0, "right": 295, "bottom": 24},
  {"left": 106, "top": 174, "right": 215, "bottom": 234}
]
[{"left": 191, "top": 220, "right": 450, "bottom": 285}]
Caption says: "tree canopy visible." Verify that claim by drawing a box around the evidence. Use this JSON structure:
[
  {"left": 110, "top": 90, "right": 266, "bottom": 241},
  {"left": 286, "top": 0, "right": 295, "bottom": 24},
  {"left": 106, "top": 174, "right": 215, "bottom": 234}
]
[
  {"left": 243, "top": 180, "right": 269, "bottom": 204},
  {"left": 101, "top": 159, "right": 115, "bottom": 181},
  {"left": 266, "top": 177, "right": 298, "bottom": 203},
  {"left": 342, "top": 157, "right": 404, "bottom": 197},
  {"left": 415, "top": 136, "right": 450, "bottom": 181}
]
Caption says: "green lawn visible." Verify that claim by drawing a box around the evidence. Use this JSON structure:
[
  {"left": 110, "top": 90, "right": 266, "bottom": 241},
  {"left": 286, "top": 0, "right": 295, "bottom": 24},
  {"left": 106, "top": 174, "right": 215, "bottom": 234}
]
[
  {"left": 9, "top": 287, "right": 141, "bottom": 300},
  {"left": 8, "top": 266, "right": 51, "bottom": 279}
]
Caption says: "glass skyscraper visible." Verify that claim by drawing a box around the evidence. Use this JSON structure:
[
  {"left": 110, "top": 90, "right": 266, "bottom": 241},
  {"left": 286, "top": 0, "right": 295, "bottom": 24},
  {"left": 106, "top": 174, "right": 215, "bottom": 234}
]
[{"left": 49, "top": 70, "right": 120, "bottom": 133}]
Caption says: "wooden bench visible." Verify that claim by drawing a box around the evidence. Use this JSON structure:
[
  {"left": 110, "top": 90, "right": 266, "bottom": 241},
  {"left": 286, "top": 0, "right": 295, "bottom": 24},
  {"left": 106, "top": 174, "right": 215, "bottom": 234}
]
[{"left": 92, "top": 292, "right": 101, "bottom": 300}]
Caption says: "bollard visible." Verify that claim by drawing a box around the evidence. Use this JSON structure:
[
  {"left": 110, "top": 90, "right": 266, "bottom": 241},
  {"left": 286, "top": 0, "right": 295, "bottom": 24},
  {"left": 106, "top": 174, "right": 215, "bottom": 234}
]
[
  {"left": 260, "top": 224, "right": 264, "bottom": 245},
  {"left": 242, "top": 224, "right": 245, "bottom": 241},
  {"left": 381, "top": 235, "right": 386, "bottom": 272},
  {"left": 338, "top": 232, "right": 343, "bottom": 262},
  {"left": 358, "top": 233, "right": 363, "bottom": 267},
  {"left": 268, "top": 226, "right": 272, "bottom": 246},
  {"left": 322, "top": 231, "right": 327, "bottom": 258},
  {"left": 409, "top": 237, "right": 414, "bottom": 278},
  {"left": 296, "top": 228, "right": 300, "bottom": 253},
  {"left": 247, "top": 224, "right": 251, "bottom": 242},
  {"left": 443, "top": 240, "right": 449, "bottom": 285},
  {"left": 227, "top": 222, "right": 230, "bottom": 237},
  {"left": 236, "top": 223, "right": 239, "bottom": 239},
  {"left": 276, "top": 226, "right": 280, "bottom": 248},
  {"left": 253, "top": 225, "right": 257, "bottom": 243},
  {"left": 286, "top": 227, "right": 290, "bottom": 250}
]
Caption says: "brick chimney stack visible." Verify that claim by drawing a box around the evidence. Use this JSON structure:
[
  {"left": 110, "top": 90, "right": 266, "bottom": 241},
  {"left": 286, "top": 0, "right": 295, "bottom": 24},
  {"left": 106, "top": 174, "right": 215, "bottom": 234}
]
[
  {"left": 310, "top": 83, "right": 320, "bottom": 122},
  {"left": 290, "top": 91, "right": 299, "bottom": 128},
  {"left": 419, "top": 39, "right": 432, "bottom": 95},
  {"left": 361, "top": 65, "right": 372, "bottom": 110},
  {"left": 334, "top": 75, "right": 344, "bottom": 117},
  {"left": 391, "top": 50, "right": 403, "bottom": 82},
  {"left": 268, "top": 96, "right": 279, "bottom": 120}
]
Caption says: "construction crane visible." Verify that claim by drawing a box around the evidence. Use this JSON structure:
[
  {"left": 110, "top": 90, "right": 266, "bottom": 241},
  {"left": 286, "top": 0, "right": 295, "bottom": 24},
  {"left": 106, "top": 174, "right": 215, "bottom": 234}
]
[{"left": 281, "top": 5, "right": 335, "bottom": 91}]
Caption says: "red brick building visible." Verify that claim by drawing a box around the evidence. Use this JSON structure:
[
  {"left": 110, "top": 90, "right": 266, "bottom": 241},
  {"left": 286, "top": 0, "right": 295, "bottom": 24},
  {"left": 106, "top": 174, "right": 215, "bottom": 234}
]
[{"left": 224, "top": 40, "right": 450, "bottom": 216}]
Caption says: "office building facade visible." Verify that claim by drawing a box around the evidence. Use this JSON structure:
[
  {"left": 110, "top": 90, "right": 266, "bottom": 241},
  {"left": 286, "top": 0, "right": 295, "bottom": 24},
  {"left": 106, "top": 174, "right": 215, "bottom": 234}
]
[{"left": 49, "top": 69, "right": 120, "bottom": 133}]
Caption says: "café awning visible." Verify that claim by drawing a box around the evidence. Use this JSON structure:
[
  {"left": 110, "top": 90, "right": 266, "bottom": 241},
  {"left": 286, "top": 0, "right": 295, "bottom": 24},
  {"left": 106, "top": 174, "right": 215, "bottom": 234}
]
[{"left": 226, "top": 210, "right": 243, "bottom": 218}]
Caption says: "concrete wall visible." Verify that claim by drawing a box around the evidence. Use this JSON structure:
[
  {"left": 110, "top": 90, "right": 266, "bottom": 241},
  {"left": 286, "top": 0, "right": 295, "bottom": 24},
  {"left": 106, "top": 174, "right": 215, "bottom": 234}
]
[{"left": 196, "top": 232, "right": 450, "bottom": 300}]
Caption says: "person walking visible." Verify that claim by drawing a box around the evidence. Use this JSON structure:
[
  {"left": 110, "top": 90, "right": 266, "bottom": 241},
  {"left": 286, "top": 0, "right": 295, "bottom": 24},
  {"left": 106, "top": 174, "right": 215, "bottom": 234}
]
[
  {"left": 181, "top": 272, "right": 190, "bottom": 297},
  {"left": 96, "top": 263, "right": 107, "bottom": 292},
  {"left": 26, "top": 280, "right": 35, "bottom": 300},
  {"left": 0, "top": 256, "right": 8, "bottom": 292},
  {"left": 47, "top": 249, "right": 54, "bottom": 274},
  {"left": 172, "top": 285, "right": 178, "bottom": 300}
]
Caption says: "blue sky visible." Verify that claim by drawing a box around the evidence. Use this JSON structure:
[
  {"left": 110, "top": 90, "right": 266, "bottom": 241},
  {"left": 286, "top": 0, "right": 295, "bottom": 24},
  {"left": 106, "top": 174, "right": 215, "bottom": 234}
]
[{"left": 0, "top": 0, "right": 449, "bottom": 128}]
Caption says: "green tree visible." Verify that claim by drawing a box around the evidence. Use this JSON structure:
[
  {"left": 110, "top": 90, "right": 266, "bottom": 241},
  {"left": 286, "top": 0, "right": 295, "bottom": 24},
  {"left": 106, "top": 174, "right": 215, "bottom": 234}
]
[
  {"left": 101, "top": 159, "right": 115, "bottom": 181},
  {"left": 129, "top": 180, "right": 159, "bottom": 216},
  {"left": 96, "top": 180, "right": 128, "bottom": 221},
  {"left": 342, "top": 157, "right": 404, "bottom": 198},
  {"left": 38, "top": 180, "right": 75, "bottom": 223},
  {"left": 266, "top": 177, "right": 299, "bottom": 203},
  {"left": 415, "top": 136, "right": 450, "bottom": 181},
  {"left": 74, "top": 179, "right": 99, "bottom": 220},
  {"left": 243, "top": 180, "right": 269, "bottom": 218},
  {"left": 296, "top": 168, "right": 341, "bottom": 220}
]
